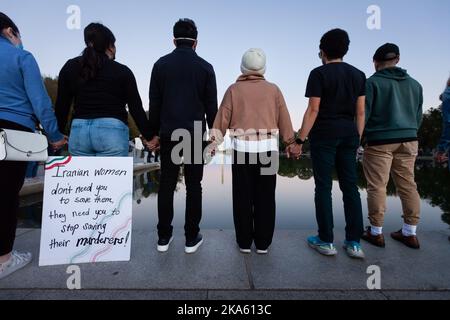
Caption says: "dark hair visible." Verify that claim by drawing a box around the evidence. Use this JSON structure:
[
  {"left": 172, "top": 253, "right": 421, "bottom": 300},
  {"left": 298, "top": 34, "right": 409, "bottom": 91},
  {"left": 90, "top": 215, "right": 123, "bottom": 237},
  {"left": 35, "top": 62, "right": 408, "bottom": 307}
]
[
  {"left": 320, "top": 28, "right": 350, "bottom": 60},
  {"left": 173, "top": 18, "right": 198, "bottom": 47},
  {"left": 80, "top": 23, "right": 116, "bottom": 81},
  {"left": 0, "top": 12, "right": 20, "bottom": 36}
]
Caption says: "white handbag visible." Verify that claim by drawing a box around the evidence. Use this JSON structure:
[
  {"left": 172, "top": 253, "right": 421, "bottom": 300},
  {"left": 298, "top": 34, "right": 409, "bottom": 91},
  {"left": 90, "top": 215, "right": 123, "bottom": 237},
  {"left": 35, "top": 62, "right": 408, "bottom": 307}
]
[{"left": 0, "top": 128, "right": 49, "bottom": 162}]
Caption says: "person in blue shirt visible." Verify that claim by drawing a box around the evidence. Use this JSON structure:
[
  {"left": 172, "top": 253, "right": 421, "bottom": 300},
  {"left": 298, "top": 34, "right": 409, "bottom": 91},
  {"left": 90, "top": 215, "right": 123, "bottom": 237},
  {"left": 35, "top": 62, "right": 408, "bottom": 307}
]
[
  {"left": 0, "top": 12, "right": 66, "bottom": 280},
  {"left": 435, "top": 78, "right": 450, "bottom": 243},
  {"left": 435, "top": 78, "right": 450, "bottom": 168}
]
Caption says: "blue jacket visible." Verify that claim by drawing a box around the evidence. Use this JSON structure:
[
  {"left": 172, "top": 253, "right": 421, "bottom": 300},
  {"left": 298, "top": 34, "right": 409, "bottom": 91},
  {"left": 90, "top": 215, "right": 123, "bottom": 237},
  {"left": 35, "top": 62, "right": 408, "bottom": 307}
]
[
  {"left": 441, "top": 87, "right": 450, "bottom": 103},
  {"left": 437, "top": 89, "right": 450, "bottom": 152},
  {"left": 0, "top": 36, "right": 63, "bottom": 142}
]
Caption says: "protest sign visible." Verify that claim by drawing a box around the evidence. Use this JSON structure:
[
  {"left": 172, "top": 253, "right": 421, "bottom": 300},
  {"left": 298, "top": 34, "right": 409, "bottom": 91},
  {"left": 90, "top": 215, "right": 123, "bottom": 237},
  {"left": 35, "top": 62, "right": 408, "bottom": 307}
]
[{"left": 39, "top": 156, "right": 133, "bottom": 266}]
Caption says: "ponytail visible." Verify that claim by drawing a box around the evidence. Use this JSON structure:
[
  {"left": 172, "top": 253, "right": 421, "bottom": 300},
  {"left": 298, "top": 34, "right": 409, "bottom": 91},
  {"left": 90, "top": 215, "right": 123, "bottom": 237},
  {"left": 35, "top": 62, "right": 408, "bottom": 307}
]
[
  {"left": 80, "top": 23, "right": 116, "bottom": 81},
  {"left": 80, "top": 45, "right": 108, "bottom": 81}
]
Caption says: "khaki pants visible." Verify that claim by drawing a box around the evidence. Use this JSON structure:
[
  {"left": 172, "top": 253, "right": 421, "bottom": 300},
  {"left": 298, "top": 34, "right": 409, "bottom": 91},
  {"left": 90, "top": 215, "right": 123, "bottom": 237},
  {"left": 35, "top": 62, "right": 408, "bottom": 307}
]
[{"left": 363, "top": 141, "right": 421, "bottom": 227}]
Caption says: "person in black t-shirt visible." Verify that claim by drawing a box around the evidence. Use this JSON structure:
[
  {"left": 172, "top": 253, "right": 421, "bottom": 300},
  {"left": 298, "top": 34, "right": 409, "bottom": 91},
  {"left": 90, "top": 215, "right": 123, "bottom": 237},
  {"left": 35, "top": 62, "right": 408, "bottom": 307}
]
[
  {"left": 290, "top": 29, "right": 366, "bottom": 259},
  {"left": 55, "top": 23, "right": 151, "bottom": 157}
]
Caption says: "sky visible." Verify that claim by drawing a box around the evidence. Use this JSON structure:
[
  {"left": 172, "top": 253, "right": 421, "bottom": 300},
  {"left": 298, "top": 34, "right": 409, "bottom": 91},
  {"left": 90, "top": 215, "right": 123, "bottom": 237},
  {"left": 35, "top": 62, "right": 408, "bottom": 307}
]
[{"left": 2, "top": 0, "right": 450, "bottom": 126}]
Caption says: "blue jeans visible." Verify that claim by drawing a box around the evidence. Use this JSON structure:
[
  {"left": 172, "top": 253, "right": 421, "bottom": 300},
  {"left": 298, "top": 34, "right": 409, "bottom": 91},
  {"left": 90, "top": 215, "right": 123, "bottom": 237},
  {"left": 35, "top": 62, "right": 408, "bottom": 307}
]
[
  {"left": 310, "top": 135, "right": 364, "bottom": 243},
  {"left": 69, "top": 118, "right": 129, "bottom": 157},
  {"left": 25, "top": 162, "right": 39, "bottom": 178}
]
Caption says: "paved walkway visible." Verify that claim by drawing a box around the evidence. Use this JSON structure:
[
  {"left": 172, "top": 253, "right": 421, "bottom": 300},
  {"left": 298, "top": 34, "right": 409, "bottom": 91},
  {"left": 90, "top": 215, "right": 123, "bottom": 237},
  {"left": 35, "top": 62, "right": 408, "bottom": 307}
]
[{"left": 1, "top": 228, "right": 449, "bottom": 300}]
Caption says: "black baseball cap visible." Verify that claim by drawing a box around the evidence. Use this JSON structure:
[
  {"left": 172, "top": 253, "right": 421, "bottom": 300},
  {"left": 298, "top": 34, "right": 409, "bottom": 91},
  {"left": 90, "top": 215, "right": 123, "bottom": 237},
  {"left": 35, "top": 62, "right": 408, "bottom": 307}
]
[{"left": 373, "top": 43, "right": 400, "bottom": 62}]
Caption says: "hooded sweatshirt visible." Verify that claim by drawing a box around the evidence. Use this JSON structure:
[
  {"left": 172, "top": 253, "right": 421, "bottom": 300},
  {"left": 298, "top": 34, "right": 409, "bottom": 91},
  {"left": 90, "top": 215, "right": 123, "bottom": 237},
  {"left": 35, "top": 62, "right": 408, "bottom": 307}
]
[
  {"left": 212, "top": 74, "right": 295, "bottom": 152},
  {"left": 364, "top": 67, "right": 423, "bottom": 145}
]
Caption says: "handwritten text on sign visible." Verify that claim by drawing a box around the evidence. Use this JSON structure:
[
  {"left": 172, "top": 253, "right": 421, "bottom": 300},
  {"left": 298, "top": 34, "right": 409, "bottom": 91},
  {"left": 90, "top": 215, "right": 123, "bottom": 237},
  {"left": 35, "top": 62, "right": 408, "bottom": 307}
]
[{"left": 39, "top": 156, "right": 133, "bottom": 266}]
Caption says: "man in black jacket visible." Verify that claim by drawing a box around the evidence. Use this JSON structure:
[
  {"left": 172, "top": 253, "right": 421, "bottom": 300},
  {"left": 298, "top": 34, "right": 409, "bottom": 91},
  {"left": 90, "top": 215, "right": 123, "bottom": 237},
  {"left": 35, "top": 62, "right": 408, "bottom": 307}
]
[{"left": 148, "top": 18, "right": 218, "bottom": 254}]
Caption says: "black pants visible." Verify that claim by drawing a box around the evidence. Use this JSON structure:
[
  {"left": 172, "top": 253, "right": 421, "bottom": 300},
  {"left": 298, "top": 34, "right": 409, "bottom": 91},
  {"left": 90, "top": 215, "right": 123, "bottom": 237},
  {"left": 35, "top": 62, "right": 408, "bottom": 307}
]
[
  {"left": 157, "top": 138, "right": 204, "bottom": 241},
  {"left": 0, "top": 120, "right": 31, "bottom": 256},
  {"left": 232, "top": 151, "right": 277, "bottom": 250},
  {"left": 310, "top": 136, "right": 364, "bottom": 243}
]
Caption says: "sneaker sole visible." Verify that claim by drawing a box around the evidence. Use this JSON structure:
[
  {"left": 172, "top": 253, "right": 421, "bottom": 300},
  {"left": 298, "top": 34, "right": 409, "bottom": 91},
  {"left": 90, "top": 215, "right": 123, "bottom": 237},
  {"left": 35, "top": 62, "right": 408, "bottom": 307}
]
[
  {"left": 239, "top": 249, "right": 251, "bottom": 254},
  {"left": 256, "top": 250, "right": 268, "bottom": 255},
  {"left": 157, "top": 237, "right": 174, "bottom": 253},
  {"left": 344, "top": 247, "right": 366, "bottom": 259},
  {"left": 391, "top": 235, "right": 420, "bottom": 249},
  {"left": 308, "top": 242, "right": 337, "bottom": 256},
  {"left": 185, "top": 239, "right": 204, "bottom": 254},
  {"left": 0, "top": 255, "right": 33, "bottom": 280},
  {"left": 347, "top": 253, "right": 365, "bottom": 259},
  {"left": 361, "top": 236, "right": 386, "bottom": 248}
]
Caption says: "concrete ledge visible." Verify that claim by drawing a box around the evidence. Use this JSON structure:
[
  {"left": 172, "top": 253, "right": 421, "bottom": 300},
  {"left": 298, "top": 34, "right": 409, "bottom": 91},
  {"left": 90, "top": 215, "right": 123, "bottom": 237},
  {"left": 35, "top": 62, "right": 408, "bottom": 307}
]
[{"left": 19, "top": 177, "right": 45, "bottom": 197}]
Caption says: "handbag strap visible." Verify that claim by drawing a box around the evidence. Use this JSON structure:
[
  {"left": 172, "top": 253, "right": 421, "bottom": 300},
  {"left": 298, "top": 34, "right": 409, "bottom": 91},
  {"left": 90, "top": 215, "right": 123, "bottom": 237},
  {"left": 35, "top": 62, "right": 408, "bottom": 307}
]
[
  {"left": 2, "top": 131, "right": 48, "bottom": 154},
  {"left": 6, "top": 142, "right": 48, "bottom": 154}
]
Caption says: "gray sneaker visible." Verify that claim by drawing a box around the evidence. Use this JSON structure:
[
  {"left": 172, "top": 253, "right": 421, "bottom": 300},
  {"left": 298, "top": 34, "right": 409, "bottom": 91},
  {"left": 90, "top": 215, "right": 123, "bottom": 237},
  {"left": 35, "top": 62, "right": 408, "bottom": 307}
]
[
  {"left": 307, "top": 236, "right": 338, "bottom": 256},
  {"left": 0, "top": 251, "right": 33, "bottom": 280},
  {"left": 343, "top": 241, "right": 365, "bottom": 259}
]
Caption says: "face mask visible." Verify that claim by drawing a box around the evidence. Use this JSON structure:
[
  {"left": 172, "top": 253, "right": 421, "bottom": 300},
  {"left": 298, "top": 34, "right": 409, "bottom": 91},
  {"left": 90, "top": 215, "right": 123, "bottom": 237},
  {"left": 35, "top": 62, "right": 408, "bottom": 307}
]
[{"left": 11, "top": 31, "right": 24, "bottom": 50}]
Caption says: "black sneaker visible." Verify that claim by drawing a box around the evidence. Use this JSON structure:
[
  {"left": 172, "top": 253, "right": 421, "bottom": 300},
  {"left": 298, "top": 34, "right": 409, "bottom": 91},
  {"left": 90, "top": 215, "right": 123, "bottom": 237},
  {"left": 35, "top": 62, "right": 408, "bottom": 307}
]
[
  {"left": 157, "top": 236, "right": 174, "bottom": 253},
  {"left": 185, "top": 234, "right": 204, "bottom": 254}
]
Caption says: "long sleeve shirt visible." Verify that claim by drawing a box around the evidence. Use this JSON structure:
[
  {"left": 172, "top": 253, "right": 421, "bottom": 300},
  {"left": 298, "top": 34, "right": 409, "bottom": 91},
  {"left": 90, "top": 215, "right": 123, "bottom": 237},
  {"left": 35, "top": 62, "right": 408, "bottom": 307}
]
[
  {"left": 55, "top": 56, "right": 151, "bottom": 139},
  {"left": 148, "top": 46, "right": 218, "bottom": 139},
  {"left": 212, "top": 74, "right": 295, "bottom": 146},
  {"left": 0, "top": 36, "right": 63, "bottom": 142}
]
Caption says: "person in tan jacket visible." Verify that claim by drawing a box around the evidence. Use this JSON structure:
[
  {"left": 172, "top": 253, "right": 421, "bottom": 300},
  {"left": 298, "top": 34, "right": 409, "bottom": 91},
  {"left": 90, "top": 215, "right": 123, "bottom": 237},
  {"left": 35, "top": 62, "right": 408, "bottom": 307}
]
[{"left": 210, "top": 48, "right": 296, "bottom": 254}]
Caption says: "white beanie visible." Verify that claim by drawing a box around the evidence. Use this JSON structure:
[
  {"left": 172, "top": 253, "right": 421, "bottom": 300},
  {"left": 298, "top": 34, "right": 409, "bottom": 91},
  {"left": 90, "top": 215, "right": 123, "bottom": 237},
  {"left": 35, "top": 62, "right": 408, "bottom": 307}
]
[{"left": 241, "top": 48, "right": 266, "bottom": 75}]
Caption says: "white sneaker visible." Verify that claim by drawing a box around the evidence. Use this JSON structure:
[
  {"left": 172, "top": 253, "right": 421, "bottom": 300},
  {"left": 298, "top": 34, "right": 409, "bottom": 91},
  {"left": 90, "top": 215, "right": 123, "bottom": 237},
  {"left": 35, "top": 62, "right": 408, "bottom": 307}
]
[
  {"left": 239, "top": 248, "right": 251, "bottom": 254},
  {"left": 185, "top": 234, "right": 203, "bottom": 254},
  {"left": 256, "top": 249, "right": 269, "bottom": 255},
  {"left": 157, "top": 236, "right": 174, "bottom": 253},
  {"left": 0, "top": 251, "right": 32, "bottom": 280}
]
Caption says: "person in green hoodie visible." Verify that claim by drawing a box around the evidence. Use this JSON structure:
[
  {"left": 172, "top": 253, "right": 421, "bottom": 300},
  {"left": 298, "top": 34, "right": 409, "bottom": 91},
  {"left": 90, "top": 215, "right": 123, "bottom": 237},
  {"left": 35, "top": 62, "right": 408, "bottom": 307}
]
[{"left": 361, "top": 43, "right": 423, "bottom": 250}]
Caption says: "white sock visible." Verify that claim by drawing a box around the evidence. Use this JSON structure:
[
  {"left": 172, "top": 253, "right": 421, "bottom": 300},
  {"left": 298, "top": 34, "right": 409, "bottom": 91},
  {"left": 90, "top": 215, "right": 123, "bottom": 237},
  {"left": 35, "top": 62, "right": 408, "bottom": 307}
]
[
  {"left": 402, "top": 223, "right": 417, "bottom": 236},
  {"left": 370, "top": 225, "right": 383, "bottom": 236}
]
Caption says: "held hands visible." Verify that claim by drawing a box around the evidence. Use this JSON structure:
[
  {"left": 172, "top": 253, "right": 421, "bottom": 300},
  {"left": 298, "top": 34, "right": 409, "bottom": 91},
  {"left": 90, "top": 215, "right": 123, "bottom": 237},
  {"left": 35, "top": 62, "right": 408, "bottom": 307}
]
[
  {"left": 145, "top": 136, "right": 160, "bottom": 152},
  {"left": 50, "top": 135, "right": 68, "bottom": 152},
  {"left": 435, "top": 151, "right": 448, "bottom": 164},
  {"left": 208, "top": 137, "right": 218, "bottom": 157},
  {"left": 286, "top": 143, "right": 302, "bottom": 160}
]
